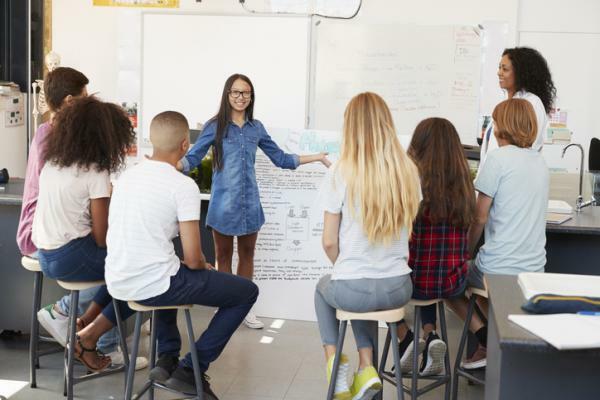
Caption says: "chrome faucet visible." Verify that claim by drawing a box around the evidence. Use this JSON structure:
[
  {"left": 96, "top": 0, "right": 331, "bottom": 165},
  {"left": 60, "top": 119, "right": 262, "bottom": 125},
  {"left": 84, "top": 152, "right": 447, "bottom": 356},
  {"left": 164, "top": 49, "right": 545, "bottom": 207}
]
[{"left": 561, "top": 143, "right": 596, "bottom": 212}]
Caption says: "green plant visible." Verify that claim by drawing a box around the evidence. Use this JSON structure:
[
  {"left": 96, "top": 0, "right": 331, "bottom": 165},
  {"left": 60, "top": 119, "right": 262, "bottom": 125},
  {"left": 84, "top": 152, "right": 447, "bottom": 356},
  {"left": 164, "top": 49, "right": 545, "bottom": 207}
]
[{"left": 190, "top": 154, "right": 213, "bottom": 193}]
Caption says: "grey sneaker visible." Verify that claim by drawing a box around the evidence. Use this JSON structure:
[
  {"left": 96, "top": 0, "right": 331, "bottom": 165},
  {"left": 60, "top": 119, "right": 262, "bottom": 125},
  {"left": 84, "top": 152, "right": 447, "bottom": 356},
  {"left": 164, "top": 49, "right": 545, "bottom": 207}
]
[
  {"left": 419, "top": 332, "right": 447, "bottom": 376},
  {"left": 165, "top": 366, "right": 219, "bottom": 400},
  {"left": 149, "top": 354, "right": 179, "bottom": 383}
]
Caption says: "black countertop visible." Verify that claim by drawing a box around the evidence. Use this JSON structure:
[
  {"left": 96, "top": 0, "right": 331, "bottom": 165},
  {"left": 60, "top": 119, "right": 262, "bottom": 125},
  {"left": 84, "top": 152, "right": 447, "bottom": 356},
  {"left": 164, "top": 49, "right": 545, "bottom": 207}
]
[
  {"left": 0, "top": 179, "right": 24, "bottom": 206},
  {"left": 487, "top": 274, "right": 600, "bottom": 355},
  {"left": 546, "top": 206, "right": 600, "bottom": 235}
]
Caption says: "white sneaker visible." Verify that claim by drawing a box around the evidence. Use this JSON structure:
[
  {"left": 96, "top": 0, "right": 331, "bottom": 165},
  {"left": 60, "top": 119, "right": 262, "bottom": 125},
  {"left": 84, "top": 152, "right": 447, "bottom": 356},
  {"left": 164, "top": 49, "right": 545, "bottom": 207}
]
[
  {"left": 107, "top": 349, "right": 149, "bottom": 371},
  {"left": 243, "top": 312, "right": 264, "bottom": 329},
  {"left": 37, "top": 304, "right": 68, "bottom": 347}
]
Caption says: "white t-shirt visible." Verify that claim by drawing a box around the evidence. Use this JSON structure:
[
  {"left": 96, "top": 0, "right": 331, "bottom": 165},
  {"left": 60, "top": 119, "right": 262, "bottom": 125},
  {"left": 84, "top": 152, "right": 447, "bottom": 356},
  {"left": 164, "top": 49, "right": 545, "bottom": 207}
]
[
  {"left": 475, "top": 145, "right": 549, "bottom": 275},
  {"left": 32, "top": 163, "right": 111, "bottom": 250},
  {"left": 105, "top": 160, "right": 201, "bottom": 301},
  {"left": 480, "top": 90, "right": 548, "bottom": 166},
  {"left": 320, "top": 165, "right": 412, "bottom": 280}
]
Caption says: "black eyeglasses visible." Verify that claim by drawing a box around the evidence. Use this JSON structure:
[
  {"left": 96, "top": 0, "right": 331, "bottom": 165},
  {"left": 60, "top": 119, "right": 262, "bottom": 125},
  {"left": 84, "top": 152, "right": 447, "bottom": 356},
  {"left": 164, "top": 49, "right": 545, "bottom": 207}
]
[{"left": 229, "top": 90, "right": 252, "bottom": 99}]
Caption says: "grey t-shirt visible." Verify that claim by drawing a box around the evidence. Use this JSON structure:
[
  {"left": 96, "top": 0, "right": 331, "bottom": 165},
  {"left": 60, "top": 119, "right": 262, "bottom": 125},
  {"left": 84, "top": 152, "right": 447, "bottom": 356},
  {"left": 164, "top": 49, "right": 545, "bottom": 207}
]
[{"left": 475, "top": 145, "right": 549, "bottom": 275}]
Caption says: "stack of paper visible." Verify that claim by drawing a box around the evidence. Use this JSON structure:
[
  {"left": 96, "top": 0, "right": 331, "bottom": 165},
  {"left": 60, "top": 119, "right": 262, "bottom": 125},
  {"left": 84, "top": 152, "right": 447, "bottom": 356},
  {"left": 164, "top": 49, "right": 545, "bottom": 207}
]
[
  {"left": 509, "top": 314, "right": 600, "bottom": 350},
  {"left": 547, "top": 200, "right": 573, "bottom": 214},
  {"left": 518, "top": 272, "right": 600, "bottom": 300}
]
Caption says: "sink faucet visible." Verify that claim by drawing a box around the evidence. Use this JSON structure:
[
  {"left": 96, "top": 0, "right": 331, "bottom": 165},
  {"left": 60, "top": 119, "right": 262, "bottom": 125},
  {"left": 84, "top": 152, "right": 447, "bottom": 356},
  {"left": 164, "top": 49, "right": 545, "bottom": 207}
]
[{"left": 561, "top": 143, "right": 596, "bottom": 212}]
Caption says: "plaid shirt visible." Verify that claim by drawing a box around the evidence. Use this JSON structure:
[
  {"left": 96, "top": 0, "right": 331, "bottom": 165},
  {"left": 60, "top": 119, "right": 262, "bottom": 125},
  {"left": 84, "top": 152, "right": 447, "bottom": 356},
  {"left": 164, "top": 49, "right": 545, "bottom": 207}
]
[{"left": 409, "top": 214, "right": 469, "bottom": 299}]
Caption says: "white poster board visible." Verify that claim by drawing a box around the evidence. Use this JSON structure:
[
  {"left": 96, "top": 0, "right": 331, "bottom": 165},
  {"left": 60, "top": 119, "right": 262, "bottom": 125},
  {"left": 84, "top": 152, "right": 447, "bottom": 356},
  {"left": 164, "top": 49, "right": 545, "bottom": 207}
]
[
  {"left": 141, "top": 14, "right": 310, "bottom": 140},
  {"left": 311, "top": 22, "right": 482, "bottom": 144},
  {"left": 233, "top": 127, "right": 340, "bottom": 321}
]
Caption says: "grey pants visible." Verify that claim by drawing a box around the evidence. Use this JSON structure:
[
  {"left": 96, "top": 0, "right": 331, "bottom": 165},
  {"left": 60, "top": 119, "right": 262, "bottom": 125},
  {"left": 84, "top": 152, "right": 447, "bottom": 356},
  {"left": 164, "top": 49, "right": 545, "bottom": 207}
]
[{"left": 315, "top": 274, "right": 412, "bottom": 349}]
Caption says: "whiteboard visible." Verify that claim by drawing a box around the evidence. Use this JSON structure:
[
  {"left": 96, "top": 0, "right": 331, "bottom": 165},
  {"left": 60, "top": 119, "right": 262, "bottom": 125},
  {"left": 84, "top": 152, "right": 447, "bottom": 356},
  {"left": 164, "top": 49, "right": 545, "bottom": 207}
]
[
  {"left": 311, "top": 22, "right": 482, "bottom": 144},
  {"left": 141, "top": 14, "right": 310, "bottom": 139}
]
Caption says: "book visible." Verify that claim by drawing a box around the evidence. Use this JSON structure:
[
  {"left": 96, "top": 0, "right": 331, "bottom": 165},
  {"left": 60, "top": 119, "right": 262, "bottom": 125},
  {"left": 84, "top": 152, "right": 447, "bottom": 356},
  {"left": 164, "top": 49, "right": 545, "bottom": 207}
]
[
  {"left": 546, "top": 212, "right": 572, "bottom": 225},
  {"left": 547, "top": 199, "right": 573, "bottom": 214},
  {"left": 509, "top": 314, "right": 600, "bottom": 350},
  {"left": 518, "top": 272, "right": 600, "bottom": 301}
]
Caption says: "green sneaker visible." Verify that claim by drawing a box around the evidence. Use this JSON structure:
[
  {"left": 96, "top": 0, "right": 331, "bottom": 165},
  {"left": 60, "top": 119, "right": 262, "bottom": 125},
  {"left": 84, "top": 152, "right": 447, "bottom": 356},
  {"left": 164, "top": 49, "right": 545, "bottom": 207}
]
[
  {"left": 350, "top": 366, "right": 382, "bottom": 400},
  {"left": 326, "top": 353, "right": 352, "bottom": 400}
]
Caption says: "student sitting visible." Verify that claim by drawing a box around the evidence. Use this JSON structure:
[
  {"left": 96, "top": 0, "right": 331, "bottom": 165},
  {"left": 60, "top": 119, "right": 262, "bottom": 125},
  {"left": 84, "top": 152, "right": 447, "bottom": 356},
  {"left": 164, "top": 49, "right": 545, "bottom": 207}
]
[
  {"left": 105, "top": 111, "right": 258, "bottom": 399},
  {"left": 32, "top": 96, "right": 137, "bottom": 371},
  {"left": 315, "top": 92, "right": 421, "bottom": 400},
  {"left": 447, "top": 98, "right": 550, "bottom": 369},
  {"left": 17, "top": 67, "right": 135, "bottom": 366},
  {"left": 395, "top": 118, "right": 475, "bottom": 376}
]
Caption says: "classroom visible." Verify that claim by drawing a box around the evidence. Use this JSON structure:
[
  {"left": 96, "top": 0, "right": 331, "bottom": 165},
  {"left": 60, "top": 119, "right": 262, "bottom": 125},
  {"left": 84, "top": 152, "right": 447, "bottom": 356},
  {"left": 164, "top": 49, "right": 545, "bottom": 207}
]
[{"left": 1, "top": 0, "right": 600, "bottom": 399}]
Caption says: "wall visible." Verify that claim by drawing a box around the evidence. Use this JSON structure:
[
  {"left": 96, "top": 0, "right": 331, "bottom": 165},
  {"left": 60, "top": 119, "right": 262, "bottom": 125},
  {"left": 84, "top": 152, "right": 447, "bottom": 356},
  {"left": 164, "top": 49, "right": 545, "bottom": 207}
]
[
  {"left": 518, "top": 0, "right": 600, "bottom": 172},
  {"left": 52, "top": 0, "right": 519, "bottom": 105}
]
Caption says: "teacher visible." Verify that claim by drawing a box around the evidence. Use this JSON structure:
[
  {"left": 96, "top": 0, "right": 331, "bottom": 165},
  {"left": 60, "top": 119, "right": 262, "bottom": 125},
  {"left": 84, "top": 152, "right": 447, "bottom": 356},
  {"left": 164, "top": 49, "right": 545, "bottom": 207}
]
[{"left": 480, "top": 47, "right": 557, "bottom": 163}]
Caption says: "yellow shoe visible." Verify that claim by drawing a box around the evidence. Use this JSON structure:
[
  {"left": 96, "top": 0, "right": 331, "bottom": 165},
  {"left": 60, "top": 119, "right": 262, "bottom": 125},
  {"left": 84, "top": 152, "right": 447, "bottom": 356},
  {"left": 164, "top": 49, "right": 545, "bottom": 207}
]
[
  {"left": 326, "top": 354, "right": 352, "bottom": 400},
  {"left": 350, "top": 366, "right": 382, "bottom": 400}
]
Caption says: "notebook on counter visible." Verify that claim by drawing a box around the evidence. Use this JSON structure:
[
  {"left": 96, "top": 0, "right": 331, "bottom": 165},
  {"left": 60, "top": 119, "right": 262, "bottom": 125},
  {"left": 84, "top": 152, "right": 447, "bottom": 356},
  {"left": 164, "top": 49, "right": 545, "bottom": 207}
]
[
  {"left": 509, "top": 313, "right": 600, "bottom": 350},
  {"left": 547, "top": 200, "right": 573, "bottom": 214},
  {"left": 546, "top": 212, "right": 572, "bottom": 224},
  {"left": 518, "top": 272, "right": 600, "bottom": 300}
]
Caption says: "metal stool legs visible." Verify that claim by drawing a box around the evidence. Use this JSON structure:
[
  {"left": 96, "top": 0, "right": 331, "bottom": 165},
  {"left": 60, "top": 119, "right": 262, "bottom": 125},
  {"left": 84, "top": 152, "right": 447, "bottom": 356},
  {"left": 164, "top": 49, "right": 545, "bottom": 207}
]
[
  {"left": 63, "top": 290, "right": 129, "bottom": 400},
  {"left": 29, "top": 271, "right": 43, "bottom": 388},
  {"left": 126, "top": 309, "right": 204, "bottom": 400},
  {"left": 451, "top": 295, "right": 484, "bottom": 400},
  {"left": 381, "top": 302, "right": 451, "bottom": 399},
  {"left": 326, "top": 320, "right": 348, "bottom": 400},
  {"left": 389, "top": 321, "right": 406, "bottom": 400}
]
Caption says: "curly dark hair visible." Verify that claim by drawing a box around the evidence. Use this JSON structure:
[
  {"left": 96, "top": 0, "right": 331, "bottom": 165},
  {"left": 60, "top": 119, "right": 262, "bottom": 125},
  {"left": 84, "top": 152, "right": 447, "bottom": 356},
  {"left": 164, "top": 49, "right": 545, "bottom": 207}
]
[
  {"left": 44, "top": 96, "right": 135, "bottom": 173},
  {"left": 503, "top": 47, "right": 556, "bottom": 113}
]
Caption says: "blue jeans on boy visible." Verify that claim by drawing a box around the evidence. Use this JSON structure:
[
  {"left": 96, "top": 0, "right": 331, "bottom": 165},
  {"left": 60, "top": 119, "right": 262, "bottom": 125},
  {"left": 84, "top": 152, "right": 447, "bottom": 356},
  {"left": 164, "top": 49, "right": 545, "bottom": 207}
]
[
  {"left": 39, "top": 235, "right": 134, "bottom": 331},
  {"left": 138, "top": 265, "right": 258, "bottom": 372}
]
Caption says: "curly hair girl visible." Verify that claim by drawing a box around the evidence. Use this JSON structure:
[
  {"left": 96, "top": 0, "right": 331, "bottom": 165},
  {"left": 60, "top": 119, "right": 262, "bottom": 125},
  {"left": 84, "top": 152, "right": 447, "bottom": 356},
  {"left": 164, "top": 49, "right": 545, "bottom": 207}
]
[{"left": 44, "top": 96, "right": 135, "bottom": 173}]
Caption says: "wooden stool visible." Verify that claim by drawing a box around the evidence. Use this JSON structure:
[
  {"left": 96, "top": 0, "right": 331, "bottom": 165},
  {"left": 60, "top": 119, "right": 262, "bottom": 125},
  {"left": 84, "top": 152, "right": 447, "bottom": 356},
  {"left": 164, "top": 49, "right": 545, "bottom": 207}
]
[
  {"left": 57, "top": 279, "right": 129, "bottom": 400},
  {"left": 327, "top": 308, "right": 406, "bottom": 400},
  {"left": 125, "top": 302, "right": 204, "bottom": 400},
  {"left": 21, "top": 256, "right": 62, "bottom": 388},
  {"left": 451, "top": 283, "right": 489, "bottom": 400},
  {"left": 381, "top": 299, "right": 451, "bottom": 399}
]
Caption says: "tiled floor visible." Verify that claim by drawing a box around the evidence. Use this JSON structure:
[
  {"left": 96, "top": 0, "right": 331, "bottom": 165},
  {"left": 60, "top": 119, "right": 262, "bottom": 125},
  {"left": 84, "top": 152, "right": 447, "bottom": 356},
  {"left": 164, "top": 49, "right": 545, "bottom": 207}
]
[{"left": 0, "top": 306, "right": 484, "bottom": 399}]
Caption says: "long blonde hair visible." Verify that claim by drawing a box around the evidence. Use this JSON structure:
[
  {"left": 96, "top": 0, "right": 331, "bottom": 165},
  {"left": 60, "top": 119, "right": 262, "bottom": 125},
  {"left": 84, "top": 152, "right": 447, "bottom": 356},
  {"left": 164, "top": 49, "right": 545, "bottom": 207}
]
[{"left": 337, "top": 92, "right": 421, "bottom": 244}]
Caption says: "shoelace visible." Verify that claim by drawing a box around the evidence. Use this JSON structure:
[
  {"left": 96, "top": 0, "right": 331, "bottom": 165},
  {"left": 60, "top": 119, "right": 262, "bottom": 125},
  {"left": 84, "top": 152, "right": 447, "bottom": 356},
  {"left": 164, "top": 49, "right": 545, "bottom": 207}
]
[{"left": 334, "top": 363, "right": 350, "bottom": 393}]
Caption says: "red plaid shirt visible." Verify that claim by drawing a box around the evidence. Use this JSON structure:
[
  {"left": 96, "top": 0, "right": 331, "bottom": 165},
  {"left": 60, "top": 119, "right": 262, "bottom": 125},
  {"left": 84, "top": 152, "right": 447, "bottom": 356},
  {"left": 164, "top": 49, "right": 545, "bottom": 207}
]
[{"left": 409, "top": 214, "right": 469, "bottom": 299}]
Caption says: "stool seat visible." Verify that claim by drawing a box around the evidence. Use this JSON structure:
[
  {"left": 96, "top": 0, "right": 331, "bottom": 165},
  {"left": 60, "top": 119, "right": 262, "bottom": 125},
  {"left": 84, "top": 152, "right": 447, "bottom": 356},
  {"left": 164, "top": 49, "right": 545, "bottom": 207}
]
[
  {"left": 21, "top": 256, "right": 41, "bottom": 272},
  {"left": 336, "top": 308, "right": 405, "bottom": 323},
  {"left": 467, "top": 278, "right": 489, "bottom": 299},
  {"left": 409, "top": 298, "right": 445, "bottom": 307},
  {"left": 57, "top": 280, "right": 105, "bottom": 291},
  {"left": 127, "top": 301, "right": 192, "bottom": 312}
]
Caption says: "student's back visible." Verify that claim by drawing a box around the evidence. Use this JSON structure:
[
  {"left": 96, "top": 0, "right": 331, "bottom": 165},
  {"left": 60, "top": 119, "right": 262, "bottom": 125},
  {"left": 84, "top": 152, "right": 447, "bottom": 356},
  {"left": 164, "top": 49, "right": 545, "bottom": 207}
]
[
  {"left": 105, "top": 160, "right": 200, "bottom": 301},
  {"left": 475, "top": 145, "right": 548, "bottom": 274}
]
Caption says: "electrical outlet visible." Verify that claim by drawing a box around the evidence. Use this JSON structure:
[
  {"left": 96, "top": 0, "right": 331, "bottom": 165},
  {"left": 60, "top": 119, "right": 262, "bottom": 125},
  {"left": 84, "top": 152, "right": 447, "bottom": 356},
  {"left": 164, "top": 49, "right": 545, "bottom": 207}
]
[{"left": 5, "top": 110, "right": 24, "bottom": 127}]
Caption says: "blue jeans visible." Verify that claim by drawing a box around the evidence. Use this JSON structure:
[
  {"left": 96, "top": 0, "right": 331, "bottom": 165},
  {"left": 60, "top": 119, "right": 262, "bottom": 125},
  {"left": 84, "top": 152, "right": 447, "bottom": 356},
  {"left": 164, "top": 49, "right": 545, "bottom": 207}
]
[
  {"left": 139, "top": 265, "right": 258, "bottom": 372},
  {"left": 315, "top": 274, "right": 413, "bottom": 349},
  {"left": 39, "top": 235, "right": 134, "bottom": 328}
]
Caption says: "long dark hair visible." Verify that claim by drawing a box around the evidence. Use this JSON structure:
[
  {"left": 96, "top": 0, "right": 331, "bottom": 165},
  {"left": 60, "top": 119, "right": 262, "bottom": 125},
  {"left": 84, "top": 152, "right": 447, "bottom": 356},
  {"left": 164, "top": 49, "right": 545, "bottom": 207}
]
[
  {"left": 44, "top": 96, "right": 135, "bottom": 173},
  {"left": 503, "top": 47, "right": 556, "bottom": 114},
  {"left": 212, "top": 74, "right": 255, "bottom": 170},
  {"left": 407, "top": 118, "right": 475, "bottom": 228}
]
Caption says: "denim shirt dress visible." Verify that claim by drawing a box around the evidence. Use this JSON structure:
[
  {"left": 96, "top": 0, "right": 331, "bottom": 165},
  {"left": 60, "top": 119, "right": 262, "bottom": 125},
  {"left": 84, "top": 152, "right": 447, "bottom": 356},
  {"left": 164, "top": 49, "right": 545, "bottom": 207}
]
[{"left": 181, "top": 119, "right": 300, "bottom": 236}]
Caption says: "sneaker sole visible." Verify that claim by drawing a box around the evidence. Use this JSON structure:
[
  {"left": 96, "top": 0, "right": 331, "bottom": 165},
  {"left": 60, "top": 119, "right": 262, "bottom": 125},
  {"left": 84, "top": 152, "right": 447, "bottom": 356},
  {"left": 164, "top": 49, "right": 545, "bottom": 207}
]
[
  {"left": 461, "top": 358, "right": 487, "bottom": 370},
  {"left": 149, "top": 366, "right": 171, "bottom": 382},
  {"left": 37, "top": 309, "right": 67, "bottom": 347},
  {"left": 352, "top": 377, "right": 382, "bottom": 400},
  {"left": 400, "top": 339, "right": 426, "bottom": 373},
  {"left": 243, "top": 320, "right": 264, "bottom": 329},
  {"left": 420, "top": 339, "right": 447, "bottom": 376}
]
